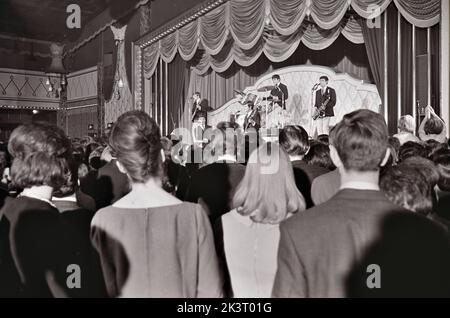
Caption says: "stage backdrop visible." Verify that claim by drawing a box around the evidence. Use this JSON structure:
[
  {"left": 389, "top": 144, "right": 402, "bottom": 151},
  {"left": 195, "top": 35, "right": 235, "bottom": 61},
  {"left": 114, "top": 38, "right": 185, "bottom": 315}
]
[{"left": 206, "top": 65, "right": 381, "bottom": 136}]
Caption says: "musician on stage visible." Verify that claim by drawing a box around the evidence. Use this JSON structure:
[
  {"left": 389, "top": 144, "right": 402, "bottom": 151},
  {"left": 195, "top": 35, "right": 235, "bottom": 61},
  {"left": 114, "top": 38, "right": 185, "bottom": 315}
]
[
  {"left": 191, "top": 92, "right": 208, "bottom": 143},
  {"left": 270, "top": 74, "right": 289, "bottom": 110},
  {"left": 243, "top": 101, "right": 261, "bottom": 132},
  {"left": 314, "top": 76, "right": 336, "bottom": 135}
]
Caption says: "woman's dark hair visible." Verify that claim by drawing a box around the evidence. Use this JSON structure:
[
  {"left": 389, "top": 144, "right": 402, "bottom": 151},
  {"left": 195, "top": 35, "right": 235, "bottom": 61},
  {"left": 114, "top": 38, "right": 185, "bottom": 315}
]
[
  {"left": 8, "top": 122, "right": 71, "bottom": 189},
  {"left": 317, "top": 134, "right": 330, "bottom": 145},
  {"left": 279, "top": 125, "right": 309, "bottom": 157},
  {"left": 109, "top": 110, "right": 162, "bottom": 183},
  {"left": 304, "top": 141, "right": 335, "bottom": 170},
  {"left": 424, "top": 115, "right": 444, "bottom": 135},
  {"left": 398, "top": 141, "right": 428, "bottom": 162},
  {"left": 53, "top": 154, "right": 78, "bottom": 198}
]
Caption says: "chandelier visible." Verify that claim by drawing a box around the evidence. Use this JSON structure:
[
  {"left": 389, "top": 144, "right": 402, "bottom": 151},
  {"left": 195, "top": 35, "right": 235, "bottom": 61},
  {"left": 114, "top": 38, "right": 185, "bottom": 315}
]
[{"left": 45, "top": 43, "right": 67, "bottom": 98}]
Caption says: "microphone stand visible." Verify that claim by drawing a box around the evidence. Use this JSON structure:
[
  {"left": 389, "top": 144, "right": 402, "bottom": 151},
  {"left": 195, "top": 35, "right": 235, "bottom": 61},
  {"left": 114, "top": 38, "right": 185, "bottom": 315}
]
[{"left": 309, "top": 84, "right": 319, "bottom": 137}]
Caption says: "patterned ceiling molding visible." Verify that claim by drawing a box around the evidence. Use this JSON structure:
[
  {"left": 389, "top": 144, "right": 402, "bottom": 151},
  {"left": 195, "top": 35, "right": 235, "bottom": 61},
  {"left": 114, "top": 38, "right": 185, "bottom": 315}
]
[{"left": 136, "top": 0, "right": 226, "bottom": 49}]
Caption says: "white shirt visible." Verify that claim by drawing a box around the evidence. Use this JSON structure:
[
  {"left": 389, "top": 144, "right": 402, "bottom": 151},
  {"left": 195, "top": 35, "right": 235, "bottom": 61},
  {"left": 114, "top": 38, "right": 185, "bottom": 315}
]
[
  {"left": 18, "top": 193, "right": 56, "bottom": 208},
  {"left": 216, "top": 154, "right": 237, "bottom": 163},
  {"left": 340, "top": 181, "right": 379, "bottom": 191}
]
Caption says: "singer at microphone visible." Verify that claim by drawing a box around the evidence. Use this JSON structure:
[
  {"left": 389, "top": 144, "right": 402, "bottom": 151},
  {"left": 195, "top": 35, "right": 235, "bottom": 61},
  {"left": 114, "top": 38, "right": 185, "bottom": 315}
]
[{"left": 270, "top": 74, "right": 289, "bottom": 110}]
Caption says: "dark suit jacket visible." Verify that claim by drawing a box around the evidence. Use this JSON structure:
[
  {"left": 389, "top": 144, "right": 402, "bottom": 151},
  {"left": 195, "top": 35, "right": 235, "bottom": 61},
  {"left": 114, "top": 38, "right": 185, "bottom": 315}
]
[
  {"left": 315, "top": 87, "right": 337, "bottom": 117},
  {"left": 243, "top": 108, "right": 261, "bottom": 131},
  {"left": 270, "top": 83, "right": 289, "bottom": 109},
  {"left": 291, "top": 160, "right": 329, "bottom": 209},
  {"left": 192, "top": 98, "right": 209, "bottom": 122},
  {"left": 187, "top": 161, "right": 246, "bottom": 225},
  {"left": 272, "top": 189, "right": 410, "bottom": 298}
]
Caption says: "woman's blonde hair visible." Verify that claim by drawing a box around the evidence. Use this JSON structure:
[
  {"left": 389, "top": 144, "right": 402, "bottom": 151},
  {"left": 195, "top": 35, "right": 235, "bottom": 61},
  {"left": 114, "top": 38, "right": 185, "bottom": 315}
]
[{"left": 232, "top": 143, "right": 306, "bottom": 224}]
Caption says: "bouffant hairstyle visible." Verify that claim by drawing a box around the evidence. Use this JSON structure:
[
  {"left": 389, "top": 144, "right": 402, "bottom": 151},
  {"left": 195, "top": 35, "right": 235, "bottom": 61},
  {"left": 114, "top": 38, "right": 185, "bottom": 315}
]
[
  {"left": 109, "top": 110, "right": 162, "bottom": 183},
  {"left": 330, "top": 109, "right": 388, "bottom": 171},
  {"left": 279, "top": 125, "right": 309, "bottom": 157},
  {"left": 304, "top": 141, "right": 335, "bottom": 170},
  {"left": 8, "top": 122, "right": 71, "bottom": 189},
  {"left": 398, "top": 115, "right": 415, "bottom": 133}
]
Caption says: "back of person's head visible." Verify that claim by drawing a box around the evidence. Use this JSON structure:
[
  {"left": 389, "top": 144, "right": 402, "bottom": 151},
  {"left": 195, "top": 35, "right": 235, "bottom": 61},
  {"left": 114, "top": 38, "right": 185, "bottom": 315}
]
[
  {"left": 53, "top": 154, "right": 78, "bottom": 198},
  {"left": 427, "top": 141, "right": 448, "bottom": 160},
  {"left": 232, "top": 143, "right": 305, "bottom": 224},
  {"left": 424, "top": 114, "right": 444, "bottom": 135},
  {"left": 398, "top": 141, "right": 428, "bottom": 162},
  {"left": 434, "top": 154, "right": 450, "bottom": 192},
  {"left": 304, "top": 142, "right": 335, "bottom": 170},
  {"left": 110, "top": 110, "right": 162, "bottom": 183},
  {"left": 279, "top": 125, "right": 309, "bottom": 157},
  {"left": 89, "top": 146, "right": 106, "bottom": 170},
  {"left": 8, "top": 122, "right": 71, "bottom": 189},
  {"left": 397, "top": 115, "right": 415, "bottom": 133},
  {"left": 329, "top": 109, "right": 388, "bottom": 171},
  {"left": 402, "top": 156, "right": 440, "bottom": 187},
  {"left": 380, "top": 164, "right": 433, "bottom": 215},
  {"left": 317, "top": 134, "right": 330, "bottom": 145},
  {"left": 205, "top": 128, "right": 237, "bottom": 162}
]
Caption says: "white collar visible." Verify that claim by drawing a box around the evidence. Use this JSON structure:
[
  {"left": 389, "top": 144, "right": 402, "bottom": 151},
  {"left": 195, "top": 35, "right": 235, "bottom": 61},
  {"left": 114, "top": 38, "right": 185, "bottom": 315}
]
[
  {"left": 18, "top": 193, "right": 56, "bottom": 208},
  {"left": 216, "top": 154, "right": 237, "bottom": 162},
  {"left": 289, "top": 156, "right": 304, "bottom": 162},
  {"left": 321, "top": 85, "right": 328, "bottom": 91},
  {"left": 340, "top": 181, "right": 379, "bottom": 191},
  {"left": 52, "top": 194, "right": 77, "bottom": 203}
]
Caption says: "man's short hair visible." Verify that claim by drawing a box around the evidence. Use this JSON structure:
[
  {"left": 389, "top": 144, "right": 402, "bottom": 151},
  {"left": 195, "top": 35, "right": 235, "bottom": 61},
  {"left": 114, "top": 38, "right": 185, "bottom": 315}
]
[
  {"left": 380, "top": 164, "right": 433, "bottom": 215},
  {"left": 329, "top": 109, "right": 388, "bottom": 171},
  {"left": 194, "top": 92, "right": 201, "bottom": 98},
  {"left": 279, "top": 125, "right": 309, "bottom": 157},
  {"left": 272, "top": 74, "right": 280, "bottom": 81},
  {"left": 320, "top": 76, "right": 329, "bottom": 82}
]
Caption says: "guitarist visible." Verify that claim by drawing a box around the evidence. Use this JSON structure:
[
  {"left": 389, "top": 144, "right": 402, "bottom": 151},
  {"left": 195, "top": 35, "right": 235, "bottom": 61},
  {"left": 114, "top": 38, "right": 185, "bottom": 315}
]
[{"left": 314, "top": 76, "right": 336, "bottom": 135}]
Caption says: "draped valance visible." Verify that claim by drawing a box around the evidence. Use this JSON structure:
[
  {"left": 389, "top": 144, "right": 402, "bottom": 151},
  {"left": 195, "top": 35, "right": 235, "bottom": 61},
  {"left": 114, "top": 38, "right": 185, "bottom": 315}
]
[{"left": 141, "top": 0, "right": 440, "bottom": 78}]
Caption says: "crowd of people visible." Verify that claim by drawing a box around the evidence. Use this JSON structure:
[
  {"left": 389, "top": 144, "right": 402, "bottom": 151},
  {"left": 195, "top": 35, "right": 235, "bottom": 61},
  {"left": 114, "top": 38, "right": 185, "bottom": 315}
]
[{"left": 1, "top": 104, "right": 450, "bottom": 297}]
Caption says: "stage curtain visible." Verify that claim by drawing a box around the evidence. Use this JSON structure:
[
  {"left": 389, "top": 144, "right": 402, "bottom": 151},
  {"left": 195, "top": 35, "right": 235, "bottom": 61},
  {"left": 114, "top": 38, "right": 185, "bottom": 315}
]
[
  {"left": 360, "top": 14, "right": 385, "bottom": 103},
  {"left": 183, "top": 35, "right": 373, "bottom": 113},
  {"left": 168, "top": 54, "right": 189, "bottom": 134},
  {"left": 431, "top": 23, "right": 441, "bottom": 114},
  {"left": 142, "top": 0, "right": 440, "bottom": 79},
  {"left": 190, "top": 17, "right": 364, "bottom": 76},
  {"left": 400, "top": 15, "right": 413, "bottom": 117},
  {"left": 387, "top": 3, "right": 399, "bottom": 134}
]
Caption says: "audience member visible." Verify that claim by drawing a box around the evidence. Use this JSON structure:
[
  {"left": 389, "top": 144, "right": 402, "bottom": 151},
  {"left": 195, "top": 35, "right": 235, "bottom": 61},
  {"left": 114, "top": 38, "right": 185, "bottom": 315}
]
[
  {"left": 280, "top": 125, "right": 329, "bottom": 208},
  {"left": 91, "top": 111, "right": 223, "bottom": 297},
  {"left": 216, "top": 143, "right": 305, "bottom": 297},
  {"left": 272, "top": 109, "right": 410, "bottom": 298}
]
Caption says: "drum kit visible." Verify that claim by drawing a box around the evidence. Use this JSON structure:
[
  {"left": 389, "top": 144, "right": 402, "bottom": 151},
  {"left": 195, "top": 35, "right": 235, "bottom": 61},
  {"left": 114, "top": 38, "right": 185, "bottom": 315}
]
[{"left": 233, "top": 85, "right": 287, "bottom": 130}]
